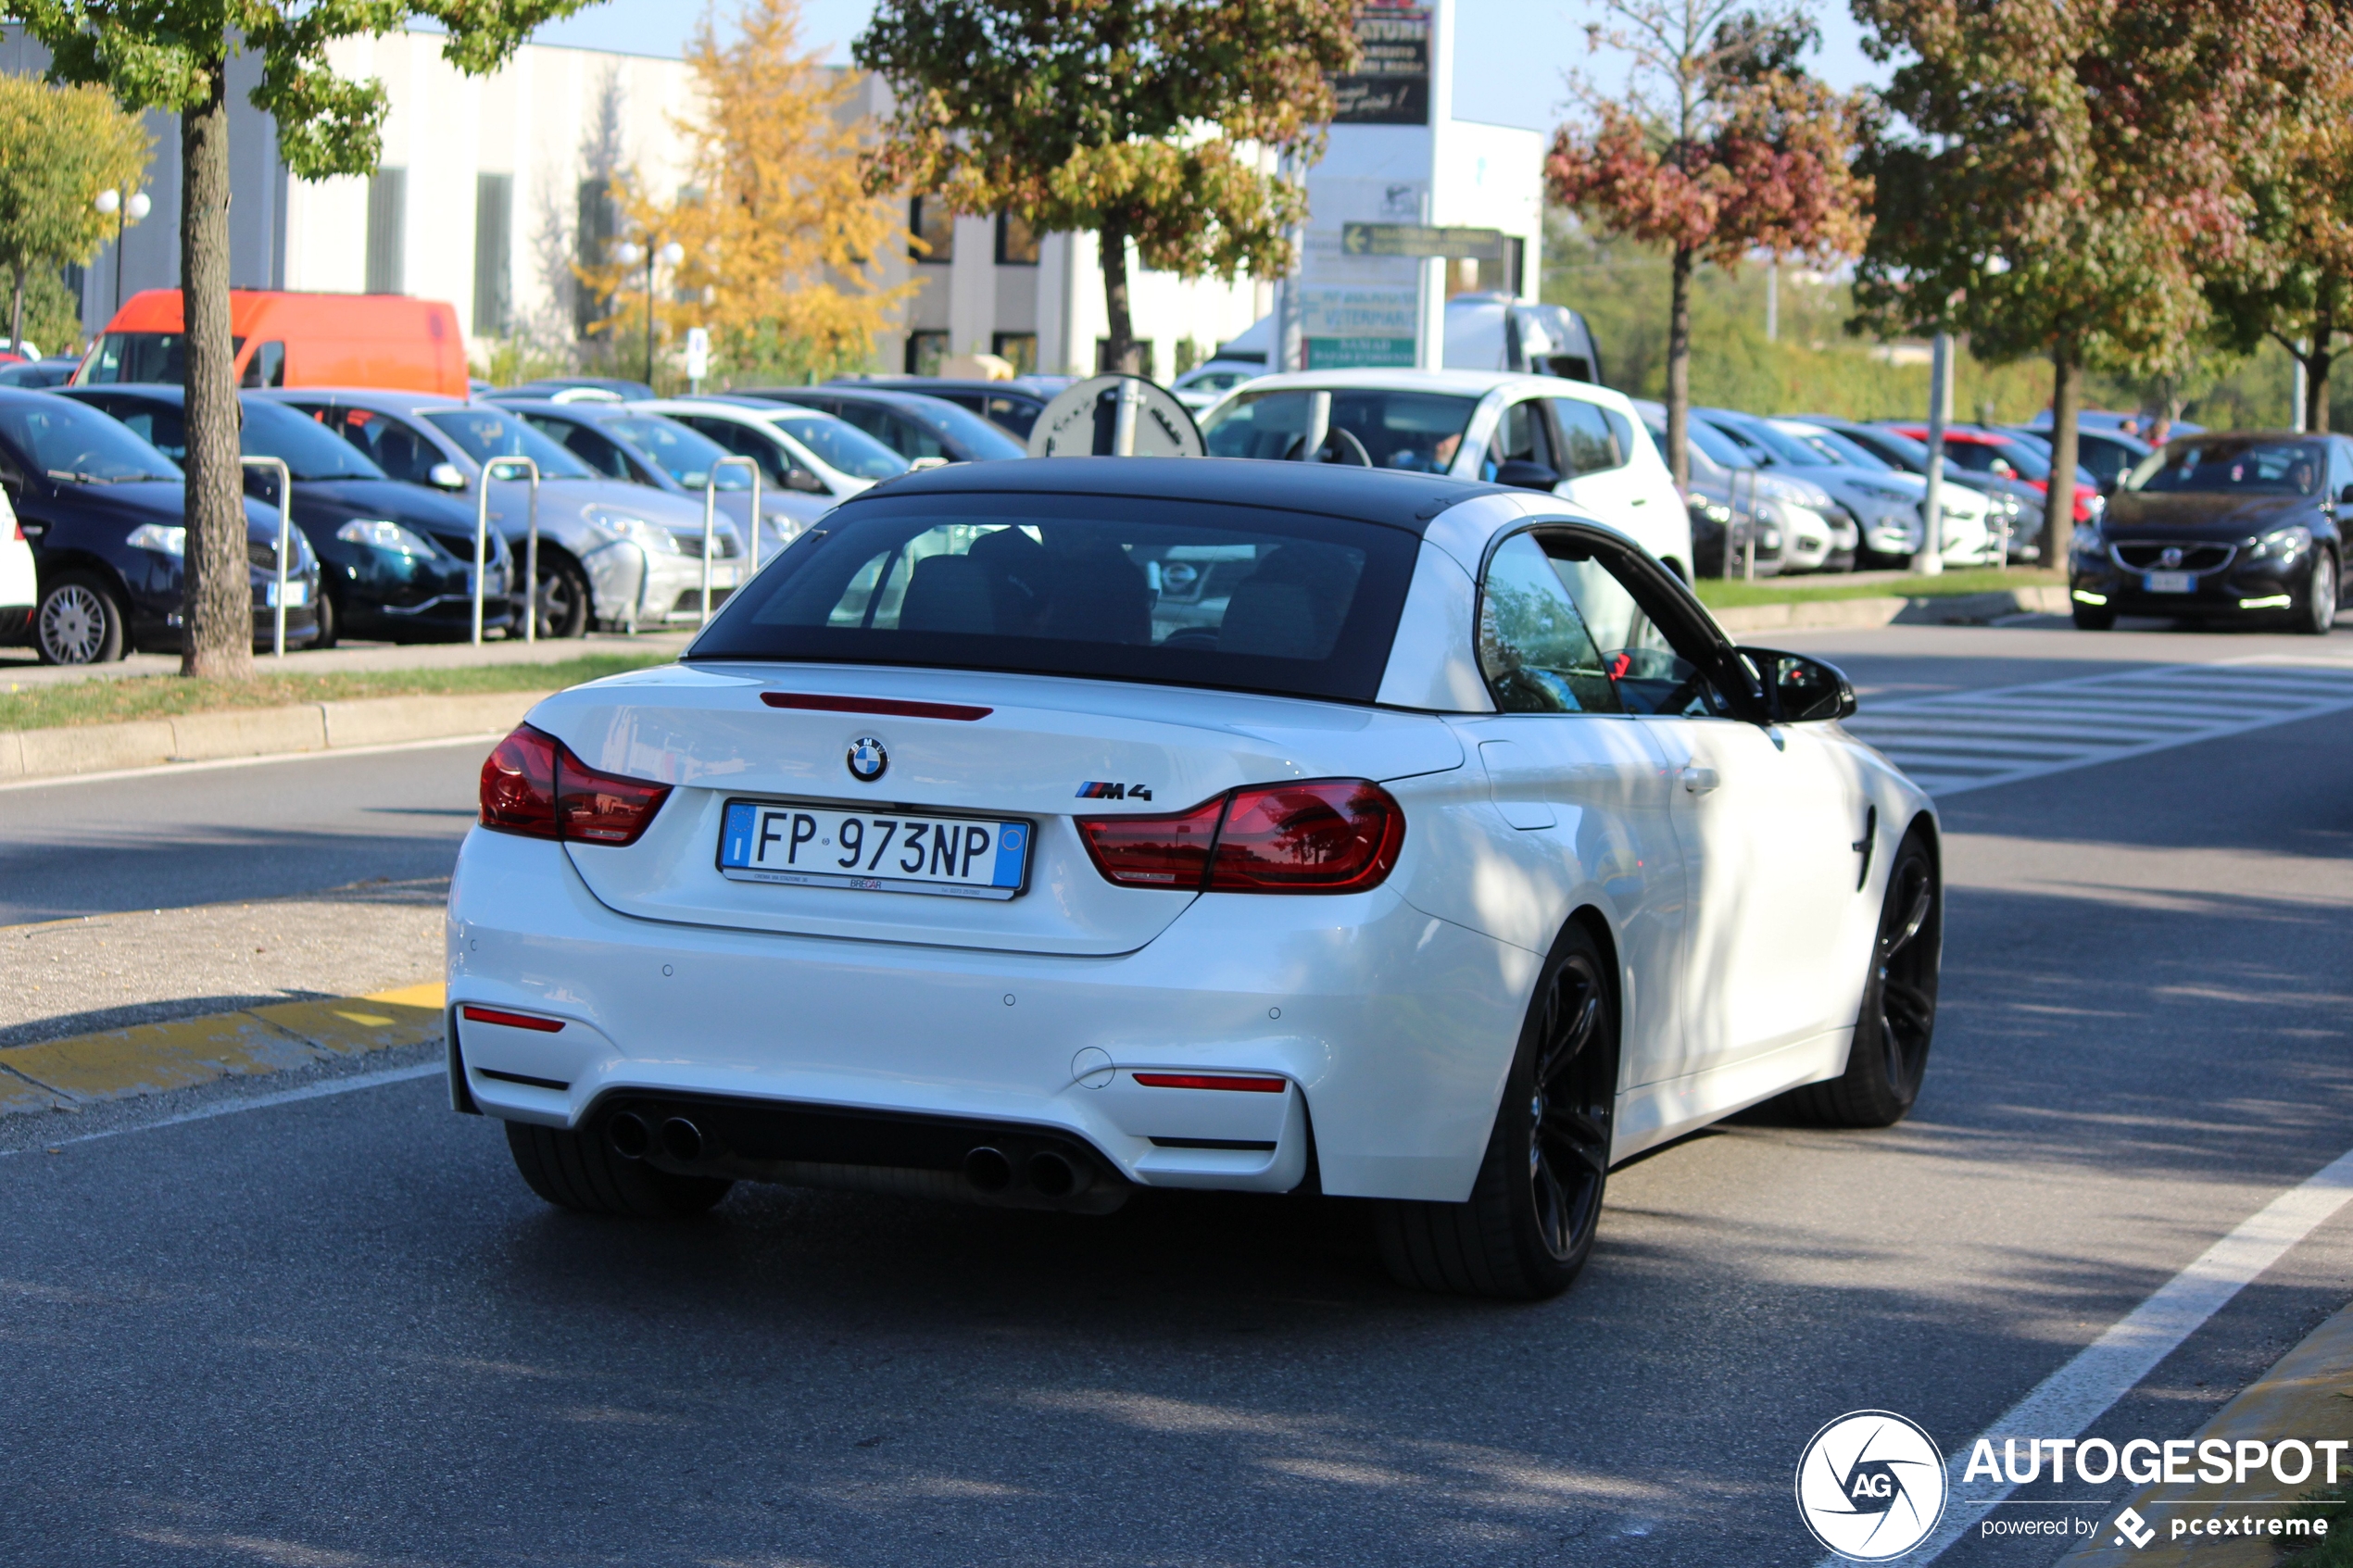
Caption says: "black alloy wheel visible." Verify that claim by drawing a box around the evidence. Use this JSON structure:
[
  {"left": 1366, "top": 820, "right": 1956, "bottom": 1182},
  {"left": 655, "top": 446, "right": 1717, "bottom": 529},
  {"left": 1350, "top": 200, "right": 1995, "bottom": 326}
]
[
  {"left": 535, "top": 554, "right": 591, "bottom": 638},
  {"left": 1790, "top": 831, "right": 1941, "bottom": 1127},
  {"left": 2299, "top": 551, "right": 2337, "bottom": 636},
  {"left": 35, "top": 571, "right": 126, "bottom": 664},
  {"left": 1378, "top": 923, "right": 1617, "bottom": 1299}
]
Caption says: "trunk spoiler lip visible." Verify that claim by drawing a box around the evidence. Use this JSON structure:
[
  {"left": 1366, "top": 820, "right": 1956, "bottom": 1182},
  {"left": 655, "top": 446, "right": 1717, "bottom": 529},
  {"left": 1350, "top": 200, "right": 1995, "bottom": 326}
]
[{"left": 760, "top": 691, "right": 993, "bottom": 721}]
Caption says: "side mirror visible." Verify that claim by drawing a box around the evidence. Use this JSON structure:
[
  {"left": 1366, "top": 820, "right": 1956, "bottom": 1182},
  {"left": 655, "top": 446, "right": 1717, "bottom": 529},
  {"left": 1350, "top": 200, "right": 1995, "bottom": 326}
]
[
  {"left": 1493, "top": 458, "right": 1561, "bottom": 492},
  {"left": 427, "top": 462, "right": 467, "bottom": 492},
  {"left": 786, "top": 468, "right": 827, "bottom": 494},
  {"left": 1740, "top": 646, "right": 1856, "bottom": 723}
]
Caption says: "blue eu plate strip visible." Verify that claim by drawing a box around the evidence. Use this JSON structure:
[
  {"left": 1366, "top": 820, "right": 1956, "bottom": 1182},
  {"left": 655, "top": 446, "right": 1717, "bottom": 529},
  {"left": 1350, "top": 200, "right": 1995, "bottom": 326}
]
[
  {"left": 993, "top": 823, "right": 1026, "bottom": 888},
  {"left": 723, "top": 802, "right": 757, "bottom": 868}
]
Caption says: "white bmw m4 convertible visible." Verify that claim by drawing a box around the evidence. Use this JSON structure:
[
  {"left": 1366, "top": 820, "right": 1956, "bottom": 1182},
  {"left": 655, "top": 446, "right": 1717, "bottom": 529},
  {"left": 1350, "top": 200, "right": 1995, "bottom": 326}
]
[{"left": 448, "top": 458, "right": 1939, "bottom": 1298}]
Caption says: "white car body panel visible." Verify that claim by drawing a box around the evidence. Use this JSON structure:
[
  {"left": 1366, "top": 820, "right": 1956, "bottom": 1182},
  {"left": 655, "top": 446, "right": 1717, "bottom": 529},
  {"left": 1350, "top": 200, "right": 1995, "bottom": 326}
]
[
  {"left": 447, "top": 472, "right": 1936, "bottom": 1203},
  {"left": 0, "top": 488, "right": 31, "bottom": 611}
]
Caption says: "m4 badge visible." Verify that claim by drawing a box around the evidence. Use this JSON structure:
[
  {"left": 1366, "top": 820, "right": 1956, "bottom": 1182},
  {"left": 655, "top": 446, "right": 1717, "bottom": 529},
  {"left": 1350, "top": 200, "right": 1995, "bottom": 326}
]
[{"left": 1075, "top": 781, "right": 1153, "bottom": 800}]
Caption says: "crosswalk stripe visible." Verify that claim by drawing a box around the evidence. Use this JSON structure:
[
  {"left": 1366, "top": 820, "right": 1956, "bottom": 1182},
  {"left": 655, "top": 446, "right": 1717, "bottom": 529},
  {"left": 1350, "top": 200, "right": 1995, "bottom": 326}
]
[{"left": 1843, "top": 657, "right": 2353, "bottom": 797}]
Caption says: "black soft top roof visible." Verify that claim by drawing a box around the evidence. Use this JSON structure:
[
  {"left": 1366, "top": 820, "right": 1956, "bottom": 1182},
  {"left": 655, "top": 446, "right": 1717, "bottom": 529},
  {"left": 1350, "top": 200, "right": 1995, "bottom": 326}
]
[{"left": 847, "top": 455, "right": 1508, "bottom": 533}]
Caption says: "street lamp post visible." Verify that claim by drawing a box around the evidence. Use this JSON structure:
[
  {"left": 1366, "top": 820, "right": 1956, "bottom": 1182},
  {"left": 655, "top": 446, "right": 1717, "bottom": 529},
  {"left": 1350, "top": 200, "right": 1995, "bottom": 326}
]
[
  {"left": 94, "top": 188, "right": 151, "bottom": 326},
  {"left": 613, "top": 238, "right": 685, "bottom": 387}
]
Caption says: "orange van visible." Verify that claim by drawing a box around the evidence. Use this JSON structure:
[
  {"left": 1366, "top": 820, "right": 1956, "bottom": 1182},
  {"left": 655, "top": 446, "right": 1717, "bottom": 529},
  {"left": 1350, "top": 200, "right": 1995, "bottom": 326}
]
[{"left": 76, "top": 290, "right": 467, "bottom": 396}]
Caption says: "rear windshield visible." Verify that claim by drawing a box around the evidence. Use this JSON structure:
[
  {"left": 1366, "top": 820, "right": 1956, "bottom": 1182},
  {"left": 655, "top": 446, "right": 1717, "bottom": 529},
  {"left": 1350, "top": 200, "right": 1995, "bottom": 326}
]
[
  {"left": 241, "top": 398, "right": 385, "bottom": 481},
  {"left": 2125, "top": 438, "right": 2323, "bottom": 495},
  {"left": 687, "top": 492, "right": 1420, "bottom": 704},
  {"left": 1202, "top": 389, "right": 1478, "bottom": 471}
]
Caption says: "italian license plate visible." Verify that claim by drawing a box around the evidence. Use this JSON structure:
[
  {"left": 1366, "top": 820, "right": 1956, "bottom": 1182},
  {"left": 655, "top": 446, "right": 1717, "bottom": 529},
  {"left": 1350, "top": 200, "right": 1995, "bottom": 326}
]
[
  {"left": 264, "top": 579, "right": 310, "bottom": 608},
  {"left": 2144, "top": 571, "right": 2195, "bottom": 594},
  {"left": 719, "top": 800, "right": 1030, "bottom": 899}
]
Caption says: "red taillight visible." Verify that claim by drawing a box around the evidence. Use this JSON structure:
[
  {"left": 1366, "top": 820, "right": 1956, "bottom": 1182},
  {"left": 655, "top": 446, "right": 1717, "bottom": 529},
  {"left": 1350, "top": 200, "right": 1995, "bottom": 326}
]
[
  {"left": 1076, "top": 778, "right": 1403, "bottom": 895},
  {"left": 459, "top": 1005, "right": 565, "bottom": 1033},
  {"left": 1132, "top": 1073, "right": 1288, "bottom": 1093},
  {"left": 479, "top": 723, "right": 670, "bottom": 847}
]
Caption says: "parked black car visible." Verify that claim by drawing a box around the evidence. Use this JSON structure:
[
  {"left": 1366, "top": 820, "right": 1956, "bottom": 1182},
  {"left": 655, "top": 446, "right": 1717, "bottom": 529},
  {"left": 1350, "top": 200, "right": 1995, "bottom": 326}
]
[
  {"left": 59, "top": 385, "right": 514, "bottom": 646},
  {"left": 823, "top": 375, "right": 1070, "bottom": 440},
  {"left": 0, "top": 389, "right": 321, "bottom": 663},
  {"left": 2070, "top": 432, "right": 2349, "bottom": 634},
  {"left": 736, "top": 385, "right": 1028, "bottom": 464}
]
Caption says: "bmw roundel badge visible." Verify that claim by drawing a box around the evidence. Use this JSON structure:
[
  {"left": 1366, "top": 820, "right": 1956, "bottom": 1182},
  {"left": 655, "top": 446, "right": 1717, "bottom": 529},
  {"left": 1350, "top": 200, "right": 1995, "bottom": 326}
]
[{"left": 847, "top": 735, "right": 888, "bottom": 783}]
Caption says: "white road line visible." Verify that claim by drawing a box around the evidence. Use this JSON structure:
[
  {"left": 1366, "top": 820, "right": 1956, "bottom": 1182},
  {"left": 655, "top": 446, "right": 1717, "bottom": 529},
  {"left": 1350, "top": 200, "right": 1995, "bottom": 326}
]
[
  {"left": 0, "top": 1061, "right": 442, "bottom": 1157},
  {"left": 1846, "top": 659, "right": 2353, "bottom": 797},
  {"left": 0, "top": 731, "right": 508, "bottom": 794},
  {"left": 1810, "top": 1143, "right": 2353, "bottom": 1568}
]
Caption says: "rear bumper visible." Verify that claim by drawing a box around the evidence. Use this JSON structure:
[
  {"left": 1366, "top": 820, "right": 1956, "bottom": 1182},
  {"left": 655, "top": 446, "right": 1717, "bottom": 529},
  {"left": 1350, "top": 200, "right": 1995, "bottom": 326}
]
[{"left": 446, "top": 826, "right": 1533, "bottom": 1203}]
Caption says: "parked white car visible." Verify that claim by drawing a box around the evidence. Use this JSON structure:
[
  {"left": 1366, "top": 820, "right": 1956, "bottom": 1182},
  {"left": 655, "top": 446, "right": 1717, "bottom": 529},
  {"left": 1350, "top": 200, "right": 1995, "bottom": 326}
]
[
  {"left": 448, "top": 458, "right": 1940, "bottom": 1299},
  {"left": 635, "top": 396, "right": 912, "bottom": 547},
  {"left": 1168, "top": 359, "right": 1263, "bottom": 411},
  {"left": 0, "top": 486, "right": 31, "bottom": 643},
  {"left": 1770, "top": 419, "right": 1996, "bottom": 567},
  {"left": 1198, "top": 370, "right": 1695, "bottom": 580}
]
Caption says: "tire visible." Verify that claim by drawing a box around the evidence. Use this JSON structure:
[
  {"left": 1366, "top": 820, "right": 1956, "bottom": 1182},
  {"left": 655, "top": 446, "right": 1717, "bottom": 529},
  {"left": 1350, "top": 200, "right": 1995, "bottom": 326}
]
[
  {"left": 503, "top": 1120, "right": 733, "bottom": 1217},
  {"left": 1788, "top": 832, "right": 1941, "bottom": 1128},
  {"left": 534, "top": 554, "right": 592, "bottom": 639},
  {"left": 35, "top": 571, "right": 126, "bottom": 664},
  {"left": 310, "top": 587, "right": 340, "bottom": 649},
  {"left": 2071, "top": 603, "right": 2115, "bottom": 631},
  {"left": 1376, "top": 922, "right": 1617, "bottom": 1299},
  {"left": 2297, "top": 551, "right": 2337, "bottom": 635}
]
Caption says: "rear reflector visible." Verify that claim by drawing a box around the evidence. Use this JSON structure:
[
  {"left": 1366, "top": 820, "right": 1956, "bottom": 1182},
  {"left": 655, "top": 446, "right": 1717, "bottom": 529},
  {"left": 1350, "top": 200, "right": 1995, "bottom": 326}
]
[
  {"left": 1076, "top": 778, "right": 1404, "bottom": 895},
  {"left": 479, "top": 723, "right": 672, "bottom": 847},
  {"left": 1132, "top": 1073, "right": 1288, "bottom": 1093},
  {"left": 460, "top": 1005, "right": 566, "bottom": 1033},
  {"left": 761, "top": 692, "right": 992, "bottom": 721}
]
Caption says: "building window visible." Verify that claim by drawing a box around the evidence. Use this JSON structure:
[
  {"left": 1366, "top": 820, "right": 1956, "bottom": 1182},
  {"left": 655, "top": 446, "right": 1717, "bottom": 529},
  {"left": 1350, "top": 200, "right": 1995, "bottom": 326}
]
[
  {"left": 365, "top": 168, "right": 407, "bottom": 295},
  {"left": 472, "top": 173, "right": 513, "bottom": 338},
  {"left": 1095, "top": 339, "right": 1157, "bottom": 379},
  {"left": 910, "top": 197, "right": 954, "bottom": 264},
  {"left": 576, "top": 178, "right": 621, "bottom": 336},
  {"left": 905, "top": 330, "right": 950, "bottom": 375},
  {"left": 995, "top": 212, "right": 1039, "bottom": 266},
  {"left": 990, "top": 332, "right": 1038, "bottom": 375}
]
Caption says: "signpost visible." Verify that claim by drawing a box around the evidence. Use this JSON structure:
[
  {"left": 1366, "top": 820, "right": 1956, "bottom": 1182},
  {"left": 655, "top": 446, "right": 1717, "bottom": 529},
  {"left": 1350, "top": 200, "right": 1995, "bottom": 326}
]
[{"left": 1340, "top": 223, "right": 1505, "bottom": 261}]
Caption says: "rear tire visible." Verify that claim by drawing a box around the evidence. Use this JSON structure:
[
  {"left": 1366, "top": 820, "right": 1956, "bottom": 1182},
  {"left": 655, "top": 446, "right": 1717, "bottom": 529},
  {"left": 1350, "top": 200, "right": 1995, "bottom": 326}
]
[
  {"left": 535, "top": 555, "right": 591, "bottom": 639},
  {"left": 1376, "top": 922, "right": 1617, "bottom": 1299},
  {"left": 1789, "top": 832, "right": 1941, "bottom": 1128},
  {"left": 2071, "top": 602, "right": 2115, "bottom": 631},
  {"left": 2298, "top": 552, "right": 2337, "bottom": 635},
  {"left": 35, "top": 571, "right": 125, "bottom": 664},
  {"left": 310, "top": 587, "right": 340, "bottom": 649},
  {"left": 504, "top": 1120, "right": 732, "bottom": 1217}
]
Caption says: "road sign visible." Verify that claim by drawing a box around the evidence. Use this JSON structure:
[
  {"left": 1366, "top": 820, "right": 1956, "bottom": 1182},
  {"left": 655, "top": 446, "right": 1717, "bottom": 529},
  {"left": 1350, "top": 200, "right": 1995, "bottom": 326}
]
[
  {"left": 1028, "top": 375, "right": 1204, "bottom": 458},
  {"left": 1340, "top": 223, "right": 1507, "bottom": 261},
  {"left": 684, "top": 326, "right": 711, "bottom": 384}
]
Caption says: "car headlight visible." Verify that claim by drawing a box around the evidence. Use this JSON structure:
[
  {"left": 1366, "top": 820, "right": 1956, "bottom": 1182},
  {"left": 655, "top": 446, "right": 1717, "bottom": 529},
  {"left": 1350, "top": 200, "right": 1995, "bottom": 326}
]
[
  {"left": 2248, "top": 524, "right": 2311, "bottom": 560},
  {"left": 335, "top": 519, "right": 436, "bottom": 556},
  {"left": 585, "top": 509, "right": 680, "bottom": 552},
  {"left": 126, "top": 522, "right": 185, "bottom": 557}
]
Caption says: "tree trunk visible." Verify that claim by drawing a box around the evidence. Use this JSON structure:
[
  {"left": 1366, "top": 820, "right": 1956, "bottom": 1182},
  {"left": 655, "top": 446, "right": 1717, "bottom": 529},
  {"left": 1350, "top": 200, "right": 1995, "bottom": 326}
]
[
  {"left": 1099, "top": 216, "right": 1139, "bottom": 376},
  {"left": 1665, "top": 243, "right": 1692, "bottom": 490},
  {"left": 8, "top": 265, "right": 21, "bottom": 354},
  {"left": 179, "top": 71, "right": 249, "bottom": 680},
  {"left": 2044, "top": 343, "right": 2082, "bottom": 570},
  {"left": 2309, "top": 299, "right": 2334, "bottom": 434}
]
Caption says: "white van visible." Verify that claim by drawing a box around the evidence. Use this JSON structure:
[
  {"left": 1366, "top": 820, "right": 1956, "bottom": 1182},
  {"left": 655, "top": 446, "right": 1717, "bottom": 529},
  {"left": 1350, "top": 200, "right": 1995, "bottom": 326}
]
[{"left": 1197, "top": 370, "right": 1693, "bottom": 580}]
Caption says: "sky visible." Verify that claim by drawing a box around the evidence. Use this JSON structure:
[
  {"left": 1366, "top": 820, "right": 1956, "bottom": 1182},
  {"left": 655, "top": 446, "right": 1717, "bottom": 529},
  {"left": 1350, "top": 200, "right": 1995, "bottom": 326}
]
[{"left": 510, "top": 0, "right": 1892, "bottom": 133}]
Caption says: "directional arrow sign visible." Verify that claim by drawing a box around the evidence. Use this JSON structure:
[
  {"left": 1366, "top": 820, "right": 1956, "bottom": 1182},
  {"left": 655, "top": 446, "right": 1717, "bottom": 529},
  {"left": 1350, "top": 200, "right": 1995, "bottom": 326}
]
[{"left": 1340, "top": 224, "right": 1507, "bottom": 261}]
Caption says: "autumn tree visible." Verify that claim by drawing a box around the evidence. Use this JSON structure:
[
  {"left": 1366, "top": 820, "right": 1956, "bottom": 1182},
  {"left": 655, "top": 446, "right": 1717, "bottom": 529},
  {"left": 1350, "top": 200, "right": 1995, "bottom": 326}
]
[
  {"left": 1546, "top": 4, "right": 1871, "bottom": 485},
  {"left": 0, "top": 78, "right": 146, "bottom": 353},
  {"left": 10, "top": 0, "right": 599, "bottom": 679},
  {"left": 1851, "top": 0, "right": 2305, "bottom": 561},
  {"left": 853, "top": 0, "right": 1356, "bottom": 376},
  {"left": 590, "top": 0, "right": 915, "bottom": 385}
]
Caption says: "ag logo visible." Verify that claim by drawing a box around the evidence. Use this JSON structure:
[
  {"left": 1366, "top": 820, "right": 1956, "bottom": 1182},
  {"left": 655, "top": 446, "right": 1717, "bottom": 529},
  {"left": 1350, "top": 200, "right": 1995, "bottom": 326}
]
[
  {"left": 846, "top": 735, "right": 887, "bottom": 783},
  {"left": 1794, "top": 1410, "right": 1947, "bottom": 1562}
]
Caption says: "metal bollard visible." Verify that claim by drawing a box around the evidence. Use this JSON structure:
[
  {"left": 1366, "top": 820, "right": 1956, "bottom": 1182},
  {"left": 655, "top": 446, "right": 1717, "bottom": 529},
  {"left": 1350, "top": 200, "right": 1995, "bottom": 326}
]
[
  {"left": 239, "top": 455, "right": 293, "bottom": 659},
  {"left": 701, "top": 455, "right": 760, "bottom": 625},
  {"left": 474, "top": 456, "right": 539, "bottom": 644}
]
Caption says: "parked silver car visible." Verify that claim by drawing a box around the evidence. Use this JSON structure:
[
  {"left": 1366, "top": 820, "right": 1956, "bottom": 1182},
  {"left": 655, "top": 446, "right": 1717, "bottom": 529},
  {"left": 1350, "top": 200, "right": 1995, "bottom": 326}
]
[
  {"left": 258, "top": 389, "right": 743, "bottom": 635},
  {"left": 633, "top": 395, "right": 910, "bottom": 544}
]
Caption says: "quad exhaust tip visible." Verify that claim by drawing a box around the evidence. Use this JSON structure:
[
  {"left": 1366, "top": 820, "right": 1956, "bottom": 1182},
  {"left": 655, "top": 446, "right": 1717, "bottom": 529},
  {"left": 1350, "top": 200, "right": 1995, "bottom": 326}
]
[
  {"left": 1027, "top": 1150, "right": 1077, "bottom": 1198},
  {"left": 608, "top": 1111, "right": 651, "bottom": 1160},
  {"left": 964, "top": 1146, "right": 1013, "bottom": 1192},
  {"left": 660, "top": 1117, "right": 703, "bottom": 1162}
]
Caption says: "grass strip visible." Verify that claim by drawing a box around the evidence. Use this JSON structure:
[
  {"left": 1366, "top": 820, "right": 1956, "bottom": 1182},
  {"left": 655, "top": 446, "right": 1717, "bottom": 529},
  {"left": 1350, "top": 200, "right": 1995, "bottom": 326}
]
[
  {"left": 1692, "top": 567, "right": 2065, "bottom": 609},
  {"left": 0, "top": 652, "right": 673, "bottom": 733}
]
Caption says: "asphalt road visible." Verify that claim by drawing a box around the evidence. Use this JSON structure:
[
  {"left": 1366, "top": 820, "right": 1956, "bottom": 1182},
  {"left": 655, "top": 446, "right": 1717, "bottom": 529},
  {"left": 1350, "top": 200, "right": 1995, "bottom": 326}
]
[{"left": 4, "top": 621, "right": 2352, "bottom": 1568}]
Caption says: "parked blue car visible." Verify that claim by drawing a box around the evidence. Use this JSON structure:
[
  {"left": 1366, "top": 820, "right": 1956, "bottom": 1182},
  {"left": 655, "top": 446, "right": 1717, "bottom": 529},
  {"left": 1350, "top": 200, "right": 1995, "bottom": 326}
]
[
  {"left": 0, "top": 390, "right": 321, "bottom": 664},
  {"left": 59, "top": 384, "right": 514, "bottom": 646}
]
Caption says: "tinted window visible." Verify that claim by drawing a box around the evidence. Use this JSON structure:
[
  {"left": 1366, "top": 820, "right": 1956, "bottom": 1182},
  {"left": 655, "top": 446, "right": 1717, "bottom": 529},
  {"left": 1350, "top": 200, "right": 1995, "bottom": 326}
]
[
  {"left": 241, "top": 398, "right": 385, "bottom": 481},
  {"left": 0, "top": 398, "right": 180, "bottom": 482},
  {"left": 1202, "top": 389, "right": 1480, "bottom": 472},
  {"left": 2125, "top": 437, "right": 2325, "bottom": 496},
  {"left": 678, "top": 415, "right": 801, "bottom": 488},
  {"left": 688, "top": 492, "right": 1417, "bottom": 704},
  {"left": 82, "top": 332, "right": 241, "bottom": 385},
  {"left": 606, "top": 415, "right": 751, "bottom": 489},
  {"left": 1713, "top": 416, "right": 1820, "bottom": 468},
  {"left": 422, "top": 408, "right": 594, "bottom": 480},
  {"left": 91, "top": 397, "right": 185, "bottom": 460},
  {"left": 981, "top": 394, "right": 1039, "bottom": 440},
  {"left": 771, "top": 412, "right": 908, "bottom": 480},
  {"left": 1944, "top": 435, "right": 2049, "bottom": 480},
  {"left": 1548, "top": 398, "right": 1624, "bottom": 475},
  {"left": 1479, "top": 532, "right": 1730, "bottom": 718},
  {"left": 1787, "top": 427, "right": 1894, "bottom": 471},
  {"left": 903, "top": 398, "right": 1026, "bottom": 460},
  {"left": 1491, "top": 401, "right": 1554, "bottom": 470}
]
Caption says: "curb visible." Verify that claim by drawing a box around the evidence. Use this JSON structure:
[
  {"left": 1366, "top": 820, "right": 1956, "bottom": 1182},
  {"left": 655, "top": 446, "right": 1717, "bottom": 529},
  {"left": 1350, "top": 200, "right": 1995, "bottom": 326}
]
[
  {"left": 0, "top": 982, "right": 445, "bottom": 1114},
  {"left": 0, "top": 690, "right": 548, "bottom": 784},
  {"left": 1709, "top": 584, "right": 2070, "bottom": 634},
  {"left": 2053, "top": 1298, "right": 2353, "bottom": 1568}
]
